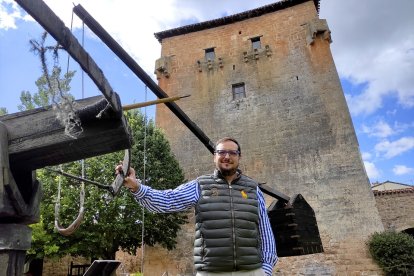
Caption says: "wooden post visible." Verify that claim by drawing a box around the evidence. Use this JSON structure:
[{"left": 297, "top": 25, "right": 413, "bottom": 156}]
[
  {"left": 0, "top": 224, "right": 32, "bottom": 276},
  {"left": 0, "top": 123, "right": 37, "bottom": 276}
]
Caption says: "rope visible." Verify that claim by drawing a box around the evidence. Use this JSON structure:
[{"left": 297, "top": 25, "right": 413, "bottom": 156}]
[
  {"left": 140, "top": 85, "right": 148, "bottom": 274},
  {"left": 54, "top": 165, "right": 85, "bottom": 236},
  {"left": 54, "top": 15, "right": 86, "bottom": 236}
]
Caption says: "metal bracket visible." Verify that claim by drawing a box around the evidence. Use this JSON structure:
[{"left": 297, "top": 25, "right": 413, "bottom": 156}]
[{"left": 110, "top": 149, "right": 131, "bottom": 196}]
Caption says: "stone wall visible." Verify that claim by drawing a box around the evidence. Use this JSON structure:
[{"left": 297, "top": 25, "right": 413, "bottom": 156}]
[
  {"left": 41, "top": 255, "right": 90, "bottom": 276},
  {"left": 373, "top": 188, "right": 414, "bottom": 232},
  {"left": 151, "top": 0, "right": 384, "bottom": 275}
]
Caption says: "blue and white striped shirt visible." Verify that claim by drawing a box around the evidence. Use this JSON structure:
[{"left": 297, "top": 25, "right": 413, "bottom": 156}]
[{"left": 132, "top": 178, "right": 278, "bottom": 276}]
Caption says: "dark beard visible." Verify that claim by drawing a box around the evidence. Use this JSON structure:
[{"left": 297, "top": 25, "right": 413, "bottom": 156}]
[{"left": 220, "top": 167, "right": 237, "bottom": 177}]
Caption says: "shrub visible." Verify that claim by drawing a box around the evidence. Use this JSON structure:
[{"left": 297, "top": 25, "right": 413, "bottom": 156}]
[{"left": 367, "top": 231, "right": 414, "bottom": 275}]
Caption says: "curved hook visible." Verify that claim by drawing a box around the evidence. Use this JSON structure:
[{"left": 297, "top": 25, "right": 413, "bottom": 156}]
[
  {"left": 54, "top": 165, "right": 85, "bottom": 236},
  {"left": 110, "top": 149, "right": 131, "bottom": 196},
  {"left": 55, "top": 207, "right": 85, "bottom": 236}
]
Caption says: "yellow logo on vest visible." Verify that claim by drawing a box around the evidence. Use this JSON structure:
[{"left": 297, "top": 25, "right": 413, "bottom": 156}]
[
  {"left": 241, "top": 190, "right": 248, "bottom": 199},
  {"left": 211, "top": 187, "right": 219, "bottom": 197}
]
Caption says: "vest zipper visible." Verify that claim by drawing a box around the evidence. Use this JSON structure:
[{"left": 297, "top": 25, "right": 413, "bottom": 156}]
[{"left": 229, "top": 184, "right": 237, "bottom": 270}]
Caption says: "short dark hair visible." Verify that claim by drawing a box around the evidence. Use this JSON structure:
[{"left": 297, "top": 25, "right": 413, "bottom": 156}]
[{"left": 215, "top": 137, "right": 241, "bottom": 154}]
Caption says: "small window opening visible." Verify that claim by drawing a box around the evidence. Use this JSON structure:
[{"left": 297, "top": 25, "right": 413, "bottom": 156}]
[
  {"left": 232, "top": 83, "right": 246, "bottom": 100},
  {"left": 233, "top": 65, "right": 236, "bottom": 70},
  {"left": 205, "top": 48, "right": 215, "bottom": 61},
  {"left": 251, "top": 37, "right": 261, "bottom": 50}
]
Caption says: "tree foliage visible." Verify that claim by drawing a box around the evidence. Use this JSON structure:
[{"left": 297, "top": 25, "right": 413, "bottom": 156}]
[
  {"left": 31, "top": 111, "right": 187, "bottom": 260},
  {"left": 367, "top": 231, "right": 414, "bottom": 275},
  {"left": 18, "top": 67, "right": 75, "bottom": 111},
  {"left": 0, "top": 107, "right": 7, "bottom": 116}
]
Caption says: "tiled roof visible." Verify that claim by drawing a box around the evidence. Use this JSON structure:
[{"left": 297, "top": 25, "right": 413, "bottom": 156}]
[
  {"left": 154, "top": 0, "right": 320, "bottom": 42},
  {"left": 373, "top": 187, "right": 414, "bottom": 196},
  {"left": 372, "top": 180, "right": 413, "bottom": 188}
]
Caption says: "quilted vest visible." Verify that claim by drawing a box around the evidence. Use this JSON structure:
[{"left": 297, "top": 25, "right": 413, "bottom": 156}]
[{"left": 194, "top": 170, "right": 262, "bottom": 272}]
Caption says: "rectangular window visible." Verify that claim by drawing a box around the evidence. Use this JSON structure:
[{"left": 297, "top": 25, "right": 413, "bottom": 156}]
[
  {"left": 232, "top": 83, "right": 246, "bottom": 100},
  {"left": 251, "top": 37, "right": 261, "bottom": 50},
  {"left": 205, "top": 48, "right": 215, "bottom": 61}
]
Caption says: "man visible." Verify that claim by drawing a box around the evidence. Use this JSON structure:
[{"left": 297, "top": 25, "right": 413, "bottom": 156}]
[{"left": 118, "top": 137, "right": 277, "bottom": 276}]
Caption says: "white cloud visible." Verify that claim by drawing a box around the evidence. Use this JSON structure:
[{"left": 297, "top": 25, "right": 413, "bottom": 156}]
[
  {"left": 361, "top": 120, "right": 394, "bottom": 138},
  {"left": 361, "top": 151, "right": 372, "bottom": 160},
  {"left": 393, "top": 165, "right": 414, "bottom": 175},
  {"left": 375, "top": 136, "right": 414, "bottom": 159},
  {"left": 320, "top": 0, "right": 414, "bottom": 116},
  {"left": 0, "top": 0, "right": 28, "bottom": 30},
  {"left": 364, "top": 161, "right": 381, "bottom": 180}
]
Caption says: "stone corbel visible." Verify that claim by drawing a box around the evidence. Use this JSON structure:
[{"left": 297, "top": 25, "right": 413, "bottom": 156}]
[
  {"left": 197, "top": 60, "right": 203, "bottom": 72},
  {"left": 218, "top": 57, "right": 224, "bottom": 68},
  {"left": 306, "top": 18, "right": 332, "bottom": 45},
  {"left": 154, "top": 56, "right": 171, "bottom": 78},
  {"left": 243, "top": 51, "right": 249, "bottom": 63},
  {"left": 254, "top": 48, "right": 259, "bottom": 60},
  {"left": 265, "top": 45, "right": 272, "bottom": 57},
  {"left": 207, "top": 59, "right": 213, "bottom": 70},
  {"left": 197, "top": 57, "right": 223, "bottom": 71}
]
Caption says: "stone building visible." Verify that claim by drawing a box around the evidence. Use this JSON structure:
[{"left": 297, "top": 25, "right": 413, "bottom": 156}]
[
  {"left": 149, "top": 0, "right": 385, "bottom": 275},
  {"left": 372, "top": 181, "right": 414, "bottom": 235}
]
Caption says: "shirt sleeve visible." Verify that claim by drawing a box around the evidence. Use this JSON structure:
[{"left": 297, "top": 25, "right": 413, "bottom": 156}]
[
  {"left": 131, "top": 179, "right": 199, "bottom": 213},
  {"left": 257, "top": 187, "right": 278, "bottom": 276}
]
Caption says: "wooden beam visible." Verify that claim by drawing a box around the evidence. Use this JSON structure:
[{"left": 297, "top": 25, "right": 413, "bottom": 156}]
[
  {"left": 1, "top": 96, "right": 132, "bottom": 171},
  {"left": 15, "top": 0, "right": 122, "bottom": 115},
  {"left": 122, "top": 95, "right": 190, "bottom": 111},
  {"left": 73, "top": 4, "right": 216, "bottom": 154}
]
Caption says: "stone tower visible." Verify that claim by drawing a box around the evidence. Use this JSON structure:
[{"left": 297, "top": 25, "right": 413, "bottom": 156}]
[{"left": 150, "top": 0, "right": 384, "bottom": 274}]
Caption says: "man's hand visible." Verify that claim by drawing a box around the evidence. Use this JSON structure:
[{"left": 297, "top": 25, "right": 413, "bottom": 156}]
[{"left": 115, "top": 164, "right": 140, "bottom": 193}]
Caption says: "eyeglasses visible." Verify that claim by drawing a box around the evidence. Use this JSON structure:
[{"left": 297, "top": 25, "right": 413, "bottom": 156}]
[{"left": 215, "top": 150, "right": 240, "bottom": 157}]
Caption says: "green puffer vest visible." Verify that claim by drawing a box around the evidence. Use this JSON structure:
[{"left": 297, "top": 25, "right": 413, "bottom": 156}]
[{"left": 194, "top": 170, "right": 262, "bottom": 272}]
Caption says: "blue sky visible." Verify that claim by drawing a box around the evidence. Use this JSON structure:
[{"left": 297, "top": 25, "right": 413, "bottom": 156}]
[{"left": 1, "top": 0, "right": 413, "bottom": 185}]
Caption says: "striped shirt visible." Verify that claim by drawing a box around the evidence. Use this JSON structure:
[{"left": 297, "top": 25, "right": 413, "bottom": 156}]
[{"left": 132, "top": 179, "right": 278, "bottom": 276}]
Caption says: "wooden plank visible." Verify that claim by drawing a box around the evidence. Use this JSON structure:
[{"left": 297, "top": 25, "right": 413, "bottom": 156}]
[
  {"left": 1, "top": 95, "right": 132, "bottom": 171},
  {"left": 15, "top": 0, "right": 122, "bottom": 114}
]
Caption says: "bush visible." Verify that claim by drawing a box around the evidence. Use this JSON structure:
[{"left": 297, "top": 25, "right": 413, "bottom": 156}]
[{"left": 367, "top": 231, "right": 414, "bottom": 275}]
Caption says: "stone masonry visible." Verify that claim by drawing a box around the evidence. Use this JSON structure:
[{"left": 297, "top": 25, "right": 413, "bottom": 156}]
[
  {"left": 373, "top": 188, "right": 414, "bottom": 232},
  {"left": 141, "top": 0, "right": 386, "bottom": 275}
]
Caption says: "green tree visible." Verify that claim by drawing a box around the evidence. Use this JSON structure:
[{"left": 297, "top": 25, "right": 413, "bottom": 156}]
[
  {"left": 19, "top": 32, "right": 75, "bottom": 112},
  {"left": 0, "top": 107, "right": 7, "bottom": 116},
  {"left": 32, "top": 111, "right": 187, "bottom": 260},
  {"left": 368, "top": 231, "right": 414, "bottom": 275},
  {"left": 18, "top": 67, "right": 75, "bottom": 111}
]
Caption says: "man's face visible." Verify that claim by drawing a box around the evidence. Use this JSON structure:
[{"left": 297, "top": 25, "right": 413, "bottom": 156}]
[{"left": 214, "top": 140, "right": 241, "bottom": 177}]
